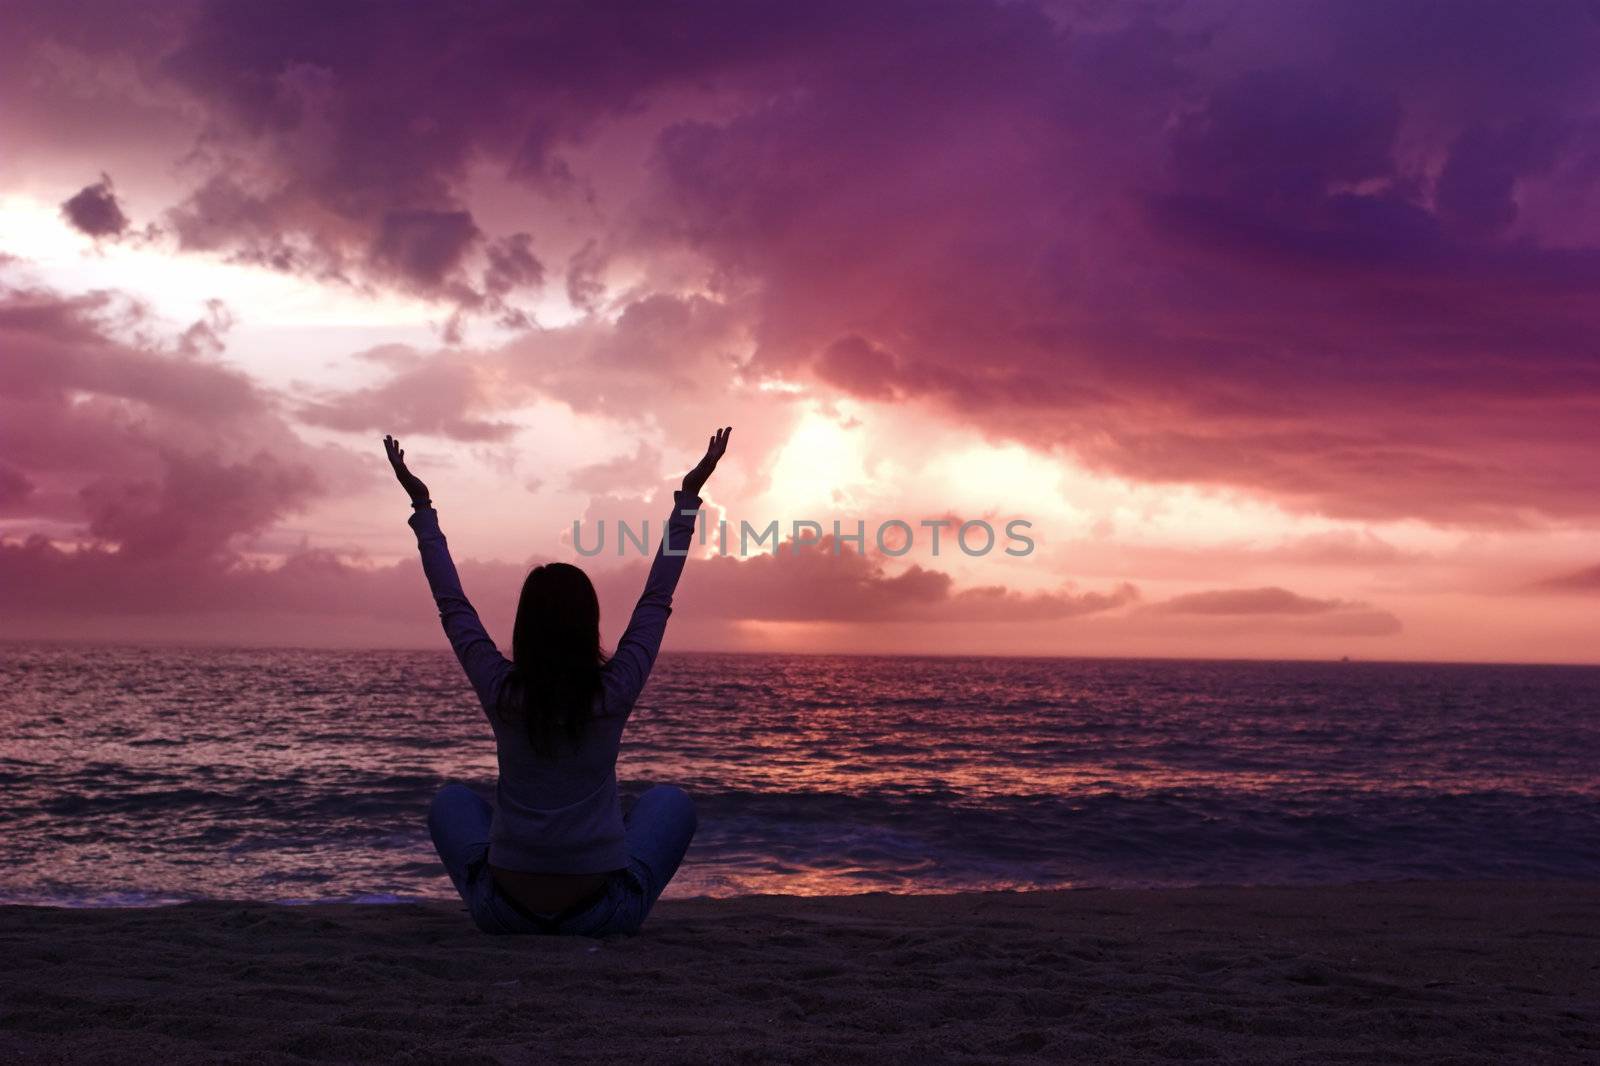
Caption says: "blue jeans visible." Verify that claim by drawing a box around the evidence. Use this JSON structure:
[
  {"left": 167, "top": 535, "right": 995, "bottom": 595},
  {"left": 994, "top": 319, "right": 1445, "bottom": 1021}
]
[{"left": 427, "top": 782, "right": 697, "bottom": 936}]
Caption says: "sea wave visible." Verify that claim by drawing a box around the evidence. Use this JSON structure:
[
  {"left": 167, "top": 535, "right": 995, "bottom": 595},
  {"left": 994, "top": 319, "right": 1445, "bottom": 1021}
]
[{"left": 2, "top": 644, "right": 1597, "bottom": 904}]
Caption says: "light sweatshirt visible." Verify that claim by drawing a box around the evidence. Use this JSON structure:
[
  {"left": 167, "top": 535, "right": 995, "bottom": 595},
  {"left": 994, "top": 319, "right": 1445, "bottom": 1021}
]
[{"left": 408, "top": 491, "right": 701, "bottom": 873}]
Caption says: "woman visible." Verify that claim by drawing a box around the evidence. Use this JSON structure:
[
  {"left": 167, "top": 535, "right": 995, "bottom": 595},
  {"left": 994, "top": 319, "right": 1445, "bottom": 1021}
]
[{"left": 384, "top": 427, "right": 731, "bottom": 936}]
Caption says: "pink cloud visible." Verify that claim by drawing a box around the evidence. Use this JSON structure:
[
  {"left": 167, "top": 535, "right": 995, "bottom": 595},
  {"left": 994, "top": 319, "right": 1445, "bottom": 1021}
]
[
  {"left": 0, "top": 521, "right": 1135, "bottom": 644},
  {"left": 1143, "top": 586, "right": 1402, "bottom": 637},
  {"left": 0, "top": 463, "right": 35, "bottom": 508},
  {"left": 1531, "top": 564, "right": 1600, "bottom": 593},
  {"left": 0, "top": 281, "right": 361, "bottom": 565},
  {"left": 1150, "top": 587, "right": 1365, "bottom": 616},
  {"left": 296, "top": 356, "right": 524, "bottom": 443},
  {"left": 287, "top": 291, "right": 758, "bottom": 456},
  {"left": 2, "top": 0, "right": 1598, "bottom": 532},
  {"left": 0, "top": 275, "right": 1134, "bottom": 643},
  {"left": 567, "top": 443, "right": 665, "bottom": 495}
]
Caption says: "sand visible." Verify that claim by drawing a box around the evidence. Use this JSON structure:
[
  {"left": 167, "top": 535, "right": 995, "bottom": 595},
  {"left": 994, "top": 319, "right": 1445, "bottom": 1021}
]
[{"left": 2, "top": 881, "right": 1597, "bottom": 1064}]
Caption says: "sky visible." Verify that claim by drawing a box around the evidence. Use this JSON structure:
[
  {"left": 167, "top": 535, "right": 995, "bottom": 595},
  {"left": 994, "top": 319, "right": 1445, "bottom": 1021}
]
[{"left": 2, "top": 0, "right": 1598, "bottom": 662}]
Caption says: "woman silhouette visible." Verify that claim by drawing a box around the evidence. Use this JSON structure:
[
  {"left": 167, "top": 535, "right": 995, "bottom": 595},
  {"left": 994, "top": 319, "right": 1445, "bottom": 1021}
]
[{"left": 385, "top": 427, "right": 731, "bottom": 935}]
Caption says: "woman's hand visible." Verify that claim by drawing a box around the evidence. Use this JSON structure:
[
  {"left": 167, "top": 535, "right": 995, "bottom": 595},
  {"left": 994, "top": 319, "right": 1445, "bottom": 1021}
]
[
  {"left": 383, "top": 434, "right": 432, "bottom": 506},
  {"left": 681, "top": 426, "right": 732, "bottom": 496}
]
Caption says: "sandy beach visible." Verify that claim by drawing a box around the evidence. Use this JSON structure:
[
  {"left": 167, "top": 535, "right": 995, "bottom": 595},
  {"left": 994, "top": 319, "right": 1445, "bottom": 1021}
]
[{"left": 1, "top": 880, "right": 1596, "bottom": 1064}]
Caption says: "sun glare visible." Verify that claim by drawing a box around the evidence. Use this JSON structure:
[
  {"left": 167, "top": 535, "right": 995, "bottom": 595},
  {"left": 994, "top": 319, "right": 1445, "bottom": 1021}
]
[
  {"left": 0, "top": 194, "right": 441, "bottom": 330},
  {"left": 762, "top": 405, "right": 873, "bottom": 512}
]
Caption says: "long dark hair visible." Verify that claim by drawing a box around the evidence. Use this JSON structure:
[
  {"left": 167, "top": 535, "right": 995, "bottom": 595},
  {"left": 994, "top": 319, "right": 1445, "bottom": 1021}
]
[{"left": 500, "top": 562, "right": 607, "bottom": 756}]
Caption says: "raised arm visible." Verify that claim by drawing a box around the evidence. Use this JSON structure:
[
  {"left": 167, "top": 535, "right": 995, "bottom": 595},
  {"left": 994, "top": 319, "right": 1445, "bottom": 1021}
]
[
  {"left": 605, "top": 427, "right": 731, "bottom": 708},
  {"left": 386, "top": 435, "right": 512, "bottom": 713}
]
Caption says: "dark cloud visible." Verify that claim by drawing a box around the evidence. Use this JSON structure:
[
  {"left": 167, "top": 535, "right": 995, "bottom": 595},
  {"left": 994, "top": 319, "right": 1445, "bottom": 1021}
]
[
  {"left": 60, "top": 175, "right": 129, "bottom": 237},
  {"left": 669, "top": 535, "right": 1135, "bottom": 624},
  {"left": 129, "top": 0, "right": 843, "bottom": 316},
  {"left": 630, "top": 4, "right": 1600, "bottom": 524},
  {"left": 1435, "top": 122, "right": 1566, "bottom": 238},
  {"left": 78, "top": 448, "right": 316, "bottom": 562},
  {"left": 0, "top": 463, "right": 36, "bottom": 507},
  {"left": 5, "top": 0, "right": 1600, "bottom": 522},
  {"left": 813, "top": 336, "right": 901, "bottom": 402},
  {"left": 484, "top": 233, "right": 543, "bottom": 298},
  {"left": 372, "top": 209, "right": 480, "bottom": 292},
  {"left": 163, "top": 175, "right": 314, "bottom": 276}
]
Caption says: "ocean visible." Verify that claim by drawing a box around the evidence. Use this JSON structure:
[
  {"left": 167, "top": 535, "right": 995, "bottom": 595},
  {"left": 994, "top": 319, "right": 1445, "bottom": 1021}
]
[{"left": 2, "top": 644, "right": 1597, "bottom": 906}]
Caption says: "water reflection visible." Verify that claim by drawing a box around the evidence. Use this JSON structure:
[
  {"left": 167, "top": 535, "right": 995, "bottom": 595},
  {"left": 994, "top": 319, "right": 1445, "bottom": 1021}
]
[{"left": 2, "top": 644, "right": 1598, "bottom": 904}]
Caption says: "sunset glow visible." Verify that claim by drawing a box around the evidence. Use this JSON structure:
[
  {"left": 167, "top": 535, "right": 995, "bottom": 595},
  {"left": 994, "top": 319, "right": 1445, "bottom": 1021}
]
[{"left": 3, "top": 1, "right": 1598, "bottom": 662}]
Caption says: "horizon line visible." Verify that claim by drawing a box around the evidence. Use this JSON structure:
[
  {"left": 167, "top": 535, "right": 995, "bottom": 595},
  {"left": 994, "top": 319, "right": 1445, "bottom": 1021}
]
[{"left": 3, "top": 635, "right": 1596, "bottom": 670}]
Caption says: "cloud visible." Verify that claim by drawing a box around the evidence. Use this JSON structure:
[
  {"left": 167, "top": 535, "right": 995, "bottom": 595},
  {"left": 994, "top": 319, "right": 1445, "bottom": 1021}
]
[
  {"left": 567, "top": 442, "right": 665, "bottom": 495},
  {"left": 942, "top": 581, "right": 1141, "bottom": 623},
  {"left": 1144, "top": 585, "right": 1401, "bottom": 636},
  {"left": 628, "top": 3, "right": 1600, "bottom": 524},
  {"left": 0, "top": 515, "right": 1132, "bottom": 643},
  {"left": 1151, "top": 586, "right": 1361, "bottom": 616},
  {"left": 5, "top": 0, "right": 1600, "bottom": 524},
  {"left": 1265, "top": 531, "right": 1417, "bottom": 568},
  {"left": 0, "top": 268, "right": 1399, "bottom": 650},
  {"left": 813, "top": 336, "right": 901, "bottom": 402},
  {"left": 0, "top": 273, "right": 1405, "bottom": 650},
  {"left": 0, "top": 280, "right": 362, "bottom": 566},
  {"left": 60, "top": 175, "right": 129, "bottom": 238},
  {"left": 669, "top": 535, "right": 1135, "bottom": 624},
  {"left": 0, "top": 273, "right": 1122, "bottom": 638},
  {"left": 296, "top": 355, "right": 524, "bottom": 442},
  {"left": 484, "top": 233, "right": 543, "bottom": 298},
  {"left": 290, "top": 290, "right": 754, "bottom": 446},
  {"left": 0, "top": 286, "right": 260, "bottom": 419},
  {"left": 0, "top": 462, "right": 35, "bottom": 507},
  {"left": 371, "top": 209, "right": 481, "bottom": 292},
  {"left": 1530, "top": 564, "right": 1600, "bottom": 593}
]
